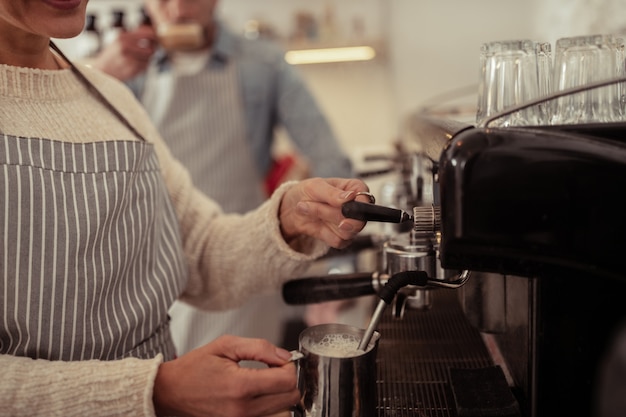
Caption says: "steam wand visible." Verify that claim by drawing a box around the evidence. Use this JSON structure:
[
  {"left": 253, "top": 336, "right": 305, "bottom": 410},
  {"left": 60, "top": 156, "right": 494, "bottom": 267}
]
[{"left": 358, "top": 270, "right": 429, "bottom": 351}]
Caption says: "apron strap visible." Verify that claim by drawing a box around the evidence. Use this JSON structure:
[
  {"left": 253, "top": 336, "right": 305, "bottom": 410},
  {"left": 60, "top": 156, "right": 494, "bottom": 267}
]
[{"left": 49, "top": 41, "right": 148, "bottom": 143}]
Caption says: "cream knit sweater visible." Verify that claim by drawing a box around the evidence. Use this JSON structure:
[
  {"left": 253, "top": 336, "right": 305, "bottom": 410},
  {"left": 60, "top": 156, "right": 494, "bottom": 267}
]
[{"left": 0, "top": 63, "right": 327, "bottom": 416}]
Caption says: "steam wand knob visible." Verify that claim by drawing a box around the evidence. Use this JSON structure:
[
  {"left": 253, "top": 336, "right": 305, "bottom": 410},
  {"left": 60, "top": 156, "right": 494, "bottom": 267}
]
[{"left": 412, "top": 205, "right": 441, "bottom": 234}]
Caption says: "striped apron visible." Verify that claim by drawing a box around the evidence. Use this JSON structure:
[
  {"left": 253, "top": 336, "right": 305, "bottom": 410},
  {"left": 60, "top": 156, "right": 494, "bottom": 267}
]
[
  {"left": 140, "top": 54, "right": 266, "bottom": 213},
  {"left": 141, "top": 54, "right": 287, "bottom": 355},
  {"left": 0, "top": 135, "right": 187, "bottom": 362}
]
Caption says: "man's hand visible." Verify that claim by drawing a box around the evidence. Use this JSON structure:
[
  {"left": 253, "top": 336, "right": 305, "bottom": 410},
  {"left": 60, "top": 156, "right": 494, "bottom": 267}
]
[{"left": 88, "top": 25, "right": 158, "bottom": 81}]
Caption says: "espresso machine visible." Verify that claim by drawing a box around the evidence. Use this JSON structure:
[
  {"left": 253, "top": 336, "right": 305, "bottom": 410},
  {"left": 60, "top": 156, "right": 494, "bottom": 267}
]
[
  {"left": 283, "top": 110, "right": 626, "bottom": 416},
  {"left": 416, "top": 114, "right": 626, "bottom": 417}
]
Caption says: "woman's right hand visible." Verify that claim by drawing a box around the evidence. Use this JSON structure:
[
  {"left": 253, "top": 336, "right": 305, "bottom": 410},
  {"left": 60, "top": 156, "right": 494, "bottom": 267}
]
[
  {"left": 152, "top": 335, "right": 299, "bottom": 417},
  {"left": 278, "top": 177, "right": 369, "bottom": 250}
]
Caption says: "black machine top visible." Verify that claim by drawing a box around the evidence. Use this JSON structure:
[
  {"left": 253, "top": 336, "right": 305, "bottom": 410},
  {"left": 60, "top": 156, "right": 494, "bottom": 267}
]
[{"left": 435, "top": 121, "right": 626, "bottom": 281}]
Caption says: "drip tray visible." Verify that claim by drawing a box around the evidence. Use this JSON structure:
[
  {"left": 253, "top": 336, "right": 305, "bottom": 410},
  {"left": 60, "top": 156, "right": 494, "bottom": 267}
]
[{"left": 376, "top": 289, "right": 503, "bottom": 416}]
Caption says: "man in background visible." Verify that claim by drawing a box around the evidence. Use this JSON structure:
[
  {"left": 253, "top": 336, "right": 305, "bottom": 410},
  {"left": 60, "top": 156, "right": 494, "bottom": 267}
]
[{"left": 90, "top": 0, "right": 355, "bottom": 354}]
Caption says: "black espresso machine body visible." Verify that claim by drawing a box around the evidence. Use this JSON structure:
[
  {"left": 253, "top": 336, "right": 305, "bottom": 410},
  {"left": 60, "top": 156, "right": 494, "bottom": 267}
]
[
  {"left": 436, "top": 120, "right": 626, "bottom": 416},
  {"left": 282, "top": 117, "right": 626, "bottom": 416}
]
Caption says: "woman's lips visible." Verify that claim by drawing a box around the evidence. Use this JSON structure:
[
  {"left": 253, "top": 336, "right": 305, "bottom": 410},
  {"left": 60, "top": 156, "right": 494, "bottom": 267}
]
[{"left": 42, "top": 0, "right": 83, "bottom": 11}]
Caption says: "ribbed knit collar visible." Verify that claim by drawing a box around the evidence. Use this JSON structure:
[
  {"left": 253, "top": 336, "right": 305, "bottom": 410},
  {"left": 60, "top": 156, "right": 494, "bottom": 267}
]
[{"left": 0, "top": 64, "right": 83, "bottom": 101}]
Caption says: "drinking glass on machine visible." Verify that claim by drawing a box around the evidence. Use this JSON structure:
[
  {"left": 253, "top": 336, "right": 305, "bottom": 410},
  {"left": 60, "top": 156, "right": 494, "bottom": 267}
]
[
  {"left": 476, "top": 39, "right": 552, "bottom": 127},
  {"left": 551, "top": 34, "right": 625, "bottom": 125}
]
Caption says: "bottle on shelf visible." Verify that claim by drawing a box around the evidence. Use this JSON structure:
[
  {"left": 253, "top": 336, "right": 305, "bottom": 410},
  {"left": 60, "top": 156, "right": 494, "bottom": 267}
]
[
  {"left": 140, "top": 7, "right": 152, "bottom": 27},
  {"left": 102, "top": 9, "right": 125, "bottom": 47},
  {"left": 71, "top": 13, "right": 101, "bottom": 59},
  {"left": 83, "top": 14, "right": 102, "bottom": 57}
]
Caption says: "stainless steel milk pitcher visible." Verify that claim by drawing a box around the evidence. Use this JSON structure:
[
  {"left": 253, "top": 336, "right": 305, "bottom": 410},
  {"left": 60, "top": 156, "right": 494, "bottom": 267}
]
[{"left": 293, "top": 323, "right": 380, "bottom": 417}]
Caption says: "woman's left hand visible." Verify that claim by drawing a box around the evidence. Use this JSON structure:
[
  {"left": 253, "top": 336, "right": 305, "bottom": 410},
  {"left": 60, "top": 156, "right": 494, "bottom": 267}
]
[{"left": 278, "top": 177, "right": 370, "bottom": 249}]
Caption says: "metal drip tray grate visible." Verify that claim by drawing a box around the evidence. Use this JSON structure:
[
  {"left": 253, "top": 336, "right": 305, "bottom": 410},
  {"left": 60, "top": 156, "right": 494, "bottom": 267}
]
[{"left": 376, "top": 289, "right": 494, "bottom": 416}]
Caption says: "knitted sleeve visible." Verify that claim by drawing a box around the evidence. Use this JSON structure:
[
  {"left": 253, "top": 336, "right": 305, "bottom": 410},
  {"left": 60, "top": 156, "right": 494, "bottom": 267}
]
[
  {"left": 172, "top": 180, "right": 329, "bottom": 310},
  {"left": 80, "top": 67, "right": 330, "bottom": 310},
  {"left": 0, "top": 354, "right": 162, "bottom": 416}
]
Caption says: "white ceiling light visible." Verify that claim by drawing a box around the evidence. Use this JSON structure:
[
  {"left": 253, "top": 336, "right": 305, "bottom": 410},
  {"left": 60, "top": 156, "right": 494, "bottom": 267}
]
[{"left": 285, "top": 46, "right": 376, "bottom": 65}]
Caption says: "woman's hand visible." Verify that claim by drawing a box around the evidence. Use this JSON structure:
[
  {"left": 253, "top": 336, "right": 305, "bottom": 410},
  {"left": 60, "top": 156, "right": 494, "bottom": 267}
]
[
  {"left": 153, "top": 335, "right": 299, "bottom": 417},
  {"left": 278, "top": 177, "right": 370, "bottom": 249}
]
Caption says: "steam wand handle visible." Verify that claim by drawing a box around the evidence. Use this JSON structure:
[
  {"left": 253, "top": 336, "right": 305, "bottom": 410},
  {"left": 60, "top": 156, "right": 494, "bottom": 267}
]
[
  {"left": 342, "top": 200, "right": 413, "bottom": 223},
  {"left": 357, "top": 270, "right": 429, "bottom": 351}
]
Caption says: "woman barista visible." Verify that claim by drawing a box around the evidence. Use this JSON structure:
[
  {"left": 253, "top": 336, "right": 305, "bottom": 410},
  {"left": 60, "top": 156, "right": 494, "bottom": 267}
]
[{"left": 0, "top": 1, "right": 369, "bottom": 416}]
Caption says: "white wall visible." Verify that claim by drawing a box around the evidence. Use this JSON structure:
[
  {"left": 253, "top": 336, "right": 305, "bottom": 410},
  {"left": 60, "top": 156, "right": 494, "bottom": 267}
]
[
  {"left": 387, "top": 0, "right": 536, "bottom": 123},
  {"left": 216, "top": 0, "right": 397, "bottom": 160},
  {"left": 217, "top": 0, "right": 386, "bottom": 42},
  {"left": 215, "top": 0, "right": 539, "bottom": 158},
  {"left": 61, "top": 0, "right": 625, "bottom": 164},
  {"left": 530, "top": 0, "right": 626, "bottom": 45}
]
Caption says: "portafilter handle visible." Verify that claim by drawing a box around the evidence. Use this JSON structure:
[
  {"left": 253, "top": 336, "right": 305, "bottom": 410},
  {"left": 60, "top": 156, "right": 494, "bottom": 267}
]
[
  {"left": 282, "top": 272, "right": 381, "bottom": 305},
  {"left": 282, "top": 269, "right": 470, "bottom": 305}
]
